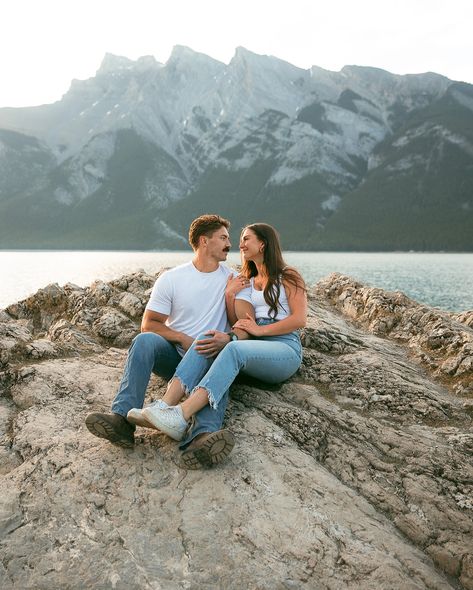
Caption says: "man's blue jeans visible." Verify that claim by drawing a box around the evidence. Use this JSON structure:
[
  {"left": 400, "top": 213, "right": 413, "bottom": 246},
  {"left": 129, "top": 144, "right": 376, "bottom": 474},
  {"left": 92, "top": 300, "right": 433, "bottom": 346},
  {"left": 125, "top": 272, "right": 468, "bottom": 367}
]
[
  {"left": 111, "top": 332, "right": 229, "bottom": 447},
  {"left": 174, "top": 322, "right": 302, "bottom": 411}
]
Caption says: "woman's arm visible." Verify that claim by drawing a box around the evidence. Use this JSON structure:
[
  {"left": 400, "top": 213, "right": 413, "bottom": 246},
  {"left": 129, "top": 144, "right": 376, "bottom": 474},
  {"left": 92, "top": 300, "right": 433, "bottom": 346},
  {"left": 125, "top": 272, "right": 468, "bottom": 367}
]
[
  {"left": 235, "top": 299, "right": 255, "bottom": 320},
  {"left": 232, "top": 299, "right": 254, "bottom": 340},
  {"left": 233, "top": 276, "right": 307, "bottom": 337},
  {"left": 225, "top": 275, "right": 250, "bottom": 326}
]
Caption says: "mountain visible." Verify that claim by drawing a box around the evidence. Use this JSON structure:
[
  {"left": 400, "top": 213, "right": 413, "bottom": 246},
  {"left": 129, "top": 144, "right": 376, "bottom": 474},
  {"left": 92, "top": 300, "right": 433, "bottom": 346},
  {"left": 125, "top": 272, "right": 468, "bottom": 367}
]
[
  {"left": 314, "top": 82, "right": 473, "bottom": 250},
  {"left": 0, "top": 47, "right": 471, "bottom": 250}
]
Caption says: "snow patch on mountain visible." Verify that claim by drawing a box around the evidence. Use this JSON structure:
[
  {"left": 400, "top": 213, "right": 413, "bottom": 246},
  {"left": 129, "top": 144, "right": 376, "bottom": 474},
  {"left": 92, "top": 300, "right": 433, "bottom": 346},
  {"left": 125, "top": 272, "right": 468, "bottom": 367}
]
[
  {"left": 54, "top": 187, "right": 75, "bottom": 205},
  {"left": 385, "top": 155, "right": 427, "bottom": 173},
  {"left": 438, "top": 127, "right": 473, "bottom": 156},
  {"left": 154, "top": 219, "right": 187, "bottom": 244},
  {"left": 392, "top": 124, "right": 431, "bottom": 148},
  {"left": 321, "top": 195, "right": 342, "bottom": 211}
]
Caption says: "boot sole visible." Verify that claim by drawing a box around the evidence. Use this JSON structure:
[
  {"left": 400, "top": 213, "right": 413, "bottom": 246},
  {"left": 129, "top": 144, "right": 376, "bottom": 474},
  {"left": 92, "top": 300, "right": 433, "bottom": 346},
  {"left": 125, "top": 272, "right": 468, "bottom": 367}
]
[
  {"left": 180, "top": 430, "right": 235, "bottom": 470},
  {"left": 85, "top": 415, "right": 134, "bottom": 448}
]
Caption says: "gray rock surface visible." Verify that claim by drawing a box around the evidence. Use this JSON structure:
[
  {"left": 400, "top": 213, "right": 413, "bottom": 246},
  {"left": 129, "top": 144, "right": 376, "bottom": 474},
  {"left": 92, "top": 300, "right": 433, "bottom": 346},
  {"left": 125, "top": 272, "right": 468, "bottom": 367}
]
[{"left": 0, "top": 271, "right": 472, "bottom": 589}]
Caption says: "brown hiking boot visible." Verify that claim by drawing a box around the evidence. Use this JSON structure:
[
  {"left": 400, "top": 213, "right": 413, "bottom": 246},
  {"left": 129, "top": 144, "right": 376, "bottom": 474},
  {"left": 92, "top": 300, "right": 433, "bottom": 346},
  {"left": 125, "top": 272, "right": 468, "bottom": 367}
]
[
  {"left": 180, "top": 429, "right": 235, "bottom": 469},
  {"left": 85, "top": 412, "right": 135, "bottom": 448}
]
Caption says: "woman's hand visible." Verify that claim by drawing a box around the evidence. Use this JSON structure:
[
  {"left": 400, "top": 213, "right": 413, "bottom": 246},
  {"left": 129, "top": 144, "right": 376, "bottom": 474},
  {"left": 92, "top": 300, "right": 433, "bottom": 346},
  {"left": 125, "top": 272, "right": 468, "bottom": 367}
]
[
  {"left": 226, "top": 274, "right": 250, "bottom": 298},
  {"left": 233, "top": 313, "right": 264, "bottom": 337}
]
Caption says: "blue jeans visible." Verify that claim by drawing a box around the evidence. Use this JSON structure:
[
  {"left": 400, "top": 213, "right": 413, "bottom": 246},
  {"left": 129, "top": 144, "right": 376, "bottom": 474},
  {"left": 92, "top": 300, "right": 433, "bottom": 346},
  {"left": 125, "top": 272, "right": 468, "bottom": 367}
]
[
  {"left": 111, "top": 332, "right": 229, "bottom": 447},
  {"left": 174, "top": 321, "right": 302, "bottom": 411}
]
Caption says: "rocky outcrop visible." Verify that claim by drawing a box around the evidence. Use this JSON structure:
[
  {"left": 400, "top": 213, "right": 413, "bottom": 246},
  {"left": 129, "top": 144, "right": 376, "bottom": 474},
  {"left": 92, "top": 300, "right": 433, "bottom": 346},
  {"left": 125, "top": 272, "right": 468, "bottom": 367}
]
[
  {"left": 313, "top": 274, "right": 473, "bottom": 396},
  {"left": 0, "top": 272, "right": 472, "bottom": 589}
]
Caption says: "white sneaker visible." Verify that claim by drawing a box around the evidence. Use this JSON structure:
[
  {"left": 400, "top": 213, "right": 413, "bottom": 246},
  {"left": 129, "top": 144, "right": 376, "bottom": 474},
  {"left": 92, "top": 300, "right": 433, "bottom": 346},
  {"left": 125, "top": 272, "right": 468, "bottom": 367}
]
[
  {"left": 127, "top": 399, "right": 168, "bottom": 429},
  {"left": 142, "top": 405, "right": 188, "bottom": 441}
]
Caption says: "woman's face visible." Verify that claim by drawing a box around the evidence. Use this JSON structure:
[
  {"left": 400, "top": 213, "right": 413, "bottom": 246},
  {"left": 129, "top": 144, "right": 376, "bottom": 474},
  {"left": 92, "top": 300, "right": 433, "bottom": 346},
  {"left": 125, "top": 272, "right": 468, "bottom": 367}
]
[{"left": 239, "top": 228, "right": 264, "bottom": 262}]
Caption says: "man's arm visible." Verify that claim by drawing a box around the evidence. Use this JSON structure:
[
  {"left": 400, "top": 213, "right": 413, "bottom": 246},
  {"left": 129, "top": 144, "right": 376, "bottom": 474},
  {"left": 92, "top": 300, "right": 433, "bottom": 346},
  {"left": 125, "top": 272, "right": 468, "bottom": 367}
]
[{"left": 141, "top": 309, "right": 194, "bottom": 352}]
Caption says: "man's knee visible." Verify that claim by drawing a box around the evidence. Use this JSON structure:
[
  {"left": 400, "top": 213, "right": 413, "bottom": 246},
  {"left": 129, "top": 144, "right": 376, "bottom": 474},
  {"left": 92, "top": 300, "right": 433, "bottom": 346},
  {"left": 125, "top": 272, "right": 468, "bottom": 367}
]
[
  {"left": 188, "top": 333, "right": 212, "bottom": 351},
  {"left": 131, "top": 332, "right": 167, "bottom": 355}
]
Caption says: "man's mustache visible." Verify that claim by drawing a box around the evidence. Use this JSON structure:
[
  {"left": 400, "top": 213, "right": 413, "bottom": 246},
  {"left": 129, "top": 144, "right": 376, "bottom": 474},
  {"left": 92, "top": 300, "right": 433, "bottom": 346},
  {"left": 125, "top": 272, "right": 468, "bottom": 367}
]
[{"left": 223, "top": 247, "right": 230, "bottom": 252}]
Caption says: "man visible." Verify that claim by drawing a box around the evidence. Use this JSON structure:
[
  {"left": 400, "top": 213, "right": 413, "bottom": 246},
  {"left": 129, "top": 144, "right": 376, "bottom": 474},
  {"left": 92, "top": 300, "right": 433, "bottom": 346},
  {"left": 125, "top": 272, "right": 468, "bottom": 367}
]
[{"left": 85, "top": 214, "right": 241, "bottom": 468}]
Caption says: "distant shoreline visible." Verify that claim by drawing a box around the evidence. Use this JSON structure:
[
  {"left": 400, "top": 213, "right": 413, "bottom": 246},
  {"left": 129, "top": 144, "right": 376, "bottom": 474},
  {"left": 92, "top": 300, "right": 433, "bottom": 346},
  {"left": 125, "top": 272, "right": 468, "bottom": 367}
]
[{"left": 2, "top": 251, "right": 472, "bottom": 312}]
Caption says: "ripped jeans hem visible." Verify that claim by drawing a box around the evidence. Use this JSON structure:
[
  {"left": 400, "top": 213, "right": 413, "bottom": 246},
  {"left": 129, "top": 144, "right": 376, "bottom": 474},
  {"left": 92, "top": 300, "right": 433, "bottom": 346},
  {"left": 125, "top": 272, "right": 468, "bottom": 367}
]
[
  {"left": 190, "top": 385, "right": 219, "bottom": 411},
  {"left": 169, "top": 375, "right": 191, "bottom": 397}
]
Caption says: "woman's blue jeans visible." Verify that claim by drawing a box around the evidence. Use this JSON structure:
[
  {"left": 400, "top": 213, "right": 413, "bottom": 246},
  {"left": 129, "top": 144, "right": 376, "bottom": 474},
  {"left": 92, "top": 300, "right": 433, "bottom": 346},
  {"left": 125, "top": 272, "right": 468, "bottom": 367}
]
[
  {"left": 174, "top": 320, "right": 302, "bottom": 412},
  {"left": 111, "top": 332, "right": 230, "bottom": 447}
]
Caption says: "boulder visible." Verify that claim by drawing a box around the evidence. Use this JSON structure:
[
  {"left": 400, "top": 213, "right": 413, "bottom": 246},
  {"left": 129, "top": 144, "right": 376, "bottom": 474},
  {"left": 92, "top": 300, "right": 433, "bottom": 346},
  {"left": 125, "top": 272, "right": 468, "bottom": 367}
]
[{"left": 0, "top": 272, "right": 471, "bottom": 589}]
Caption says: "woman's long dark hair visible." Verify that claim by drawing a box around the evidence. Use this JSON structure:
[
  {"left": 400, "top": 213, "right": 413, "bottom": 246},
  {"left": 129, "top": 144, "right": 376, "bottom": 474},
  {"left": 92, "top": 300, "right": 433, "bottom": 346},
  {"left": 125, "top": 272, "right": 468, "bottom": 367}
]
[{"left": 240, "top": 223, "right": 306, "bottom": 319}]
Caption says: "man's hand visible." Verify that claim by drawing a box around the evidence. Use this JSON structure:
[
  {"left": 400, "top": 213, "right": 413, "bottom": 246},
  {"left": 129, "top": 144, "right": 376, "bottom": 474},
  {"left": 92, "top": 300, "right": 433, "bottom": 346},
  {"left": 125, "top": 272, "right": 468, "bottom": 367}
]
[{"left": 194, "top": 330, "right": 230, "bottom": 357}]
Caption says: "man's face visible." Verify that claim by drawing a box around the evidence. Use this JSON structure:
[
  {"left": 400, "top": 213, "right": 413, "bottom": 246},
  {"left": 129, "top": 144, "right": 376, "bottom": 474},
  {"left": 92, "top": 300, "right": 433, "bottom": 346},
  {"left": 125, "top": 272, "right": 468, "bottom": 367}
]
[{"left": 204, "top": 226, "right": 231, "bottom": 261}]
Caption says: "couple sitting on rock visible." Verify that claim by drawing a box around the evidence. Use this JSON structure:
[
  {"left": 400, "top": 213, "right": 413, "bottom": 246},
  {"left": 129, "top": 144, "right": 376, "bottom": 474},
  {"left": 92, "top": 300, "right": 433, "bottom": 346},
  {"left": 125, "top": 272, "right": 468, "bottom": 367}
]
[{"left": 85, "top": 214, "right": 307, "bottom": 468}]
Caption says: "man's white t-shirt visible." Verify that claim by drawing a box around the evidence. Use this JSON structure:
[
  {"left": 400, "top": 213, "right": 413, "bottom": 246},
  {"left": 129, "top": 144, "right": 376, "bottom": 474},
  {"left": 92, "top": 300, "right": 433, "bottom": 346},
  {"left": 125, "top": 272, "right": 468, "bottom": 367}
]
[{"left": 146, "top": 261, "right": 234, "bottom": 355}]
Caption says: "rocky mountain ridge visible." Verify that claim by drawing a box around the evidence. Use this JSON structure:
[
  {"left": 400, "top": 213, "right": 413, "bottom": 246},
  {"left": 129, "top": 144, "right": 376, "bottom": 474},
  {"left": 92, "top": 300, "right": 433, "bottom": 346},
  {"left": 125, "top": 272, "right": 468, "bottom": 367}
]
[
  {"left": 0, "top": 271, "right": 472, "bottom": 588},
  {"left": 0, "top": 47, "right": 472, "bottom": 249}
]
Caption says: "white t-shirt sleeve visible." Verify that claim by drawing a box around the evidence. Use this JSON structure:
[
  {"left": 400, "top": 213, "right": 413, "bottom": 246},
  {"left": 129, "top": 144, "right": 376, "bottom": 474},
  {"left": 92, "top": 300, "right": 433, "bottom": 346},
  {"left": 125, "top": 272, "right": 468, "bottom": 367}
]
[
  {"left": 235, "top": 285, "right": 252, "bottom": 304},
  {"left": 145, "top": 272, "right": 173, "bottom": 315}
]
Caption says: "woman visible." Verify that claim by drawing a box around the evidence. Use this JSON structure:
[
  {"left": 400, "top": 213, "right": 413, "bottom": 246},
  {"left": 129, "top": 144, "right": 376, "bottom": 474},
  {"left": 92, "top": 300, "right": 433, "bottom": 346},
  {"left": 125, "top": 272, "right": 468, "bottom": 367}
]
[{"left": 135, "top": 223, "right": 307, "bottom": 453}]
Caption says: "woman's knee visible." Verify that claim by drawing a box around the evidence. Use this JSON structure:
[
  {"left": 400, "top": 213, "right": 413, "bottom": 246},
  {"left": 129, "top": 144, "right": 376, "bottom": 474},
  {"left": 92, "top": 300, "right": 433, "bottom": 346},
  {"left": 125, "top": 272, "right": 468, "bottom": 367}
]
[
  {"left": 242, "top": 349, "right": 301, "bottom": 384},
  {"left": 219, "top": 341, "right": 244, "bottom": 363}
]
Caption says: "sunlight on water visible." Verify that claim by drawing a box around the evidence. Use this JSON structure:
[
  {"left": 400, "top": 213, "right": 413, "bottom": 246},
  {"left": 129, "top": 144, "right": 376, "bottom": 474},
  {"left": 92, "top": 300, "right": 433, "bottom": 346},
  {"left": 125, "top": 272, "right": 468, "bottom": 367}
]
[{"left": 1, "top": 250, "right": 472, "bottom": 312}]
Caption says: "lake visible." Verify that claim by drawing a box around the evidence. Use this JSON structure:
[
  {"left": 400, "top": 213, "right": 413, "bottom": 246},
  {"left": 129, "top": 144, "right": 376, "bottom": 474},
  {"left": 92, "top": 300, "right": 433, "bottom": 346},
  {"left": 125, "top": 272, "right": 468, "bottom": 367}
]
[{"left": 1, "top": 250, "right": 472, "bottom": 312}]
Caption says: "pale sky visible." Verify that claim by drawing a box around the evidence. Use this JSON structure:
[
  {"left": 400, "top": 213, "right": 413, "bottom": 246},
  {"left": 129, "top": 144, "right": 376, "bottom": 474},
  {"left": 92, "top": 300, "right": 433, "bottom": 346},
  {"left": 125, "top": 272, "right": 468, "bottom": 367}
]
[{"left": 1, "top": 0, "right": 472, "bottom": 108}]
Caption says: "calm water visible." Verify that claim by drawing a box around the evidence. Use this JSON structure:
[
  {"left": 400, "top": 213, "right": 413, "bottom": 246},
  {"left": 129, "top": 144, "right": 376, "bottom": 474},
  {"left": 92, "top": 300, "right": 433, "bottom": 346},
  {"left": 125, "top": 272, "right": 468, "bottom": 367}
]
[{"left": 1, "top": 250, "right": 472, "bottom": 312}]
